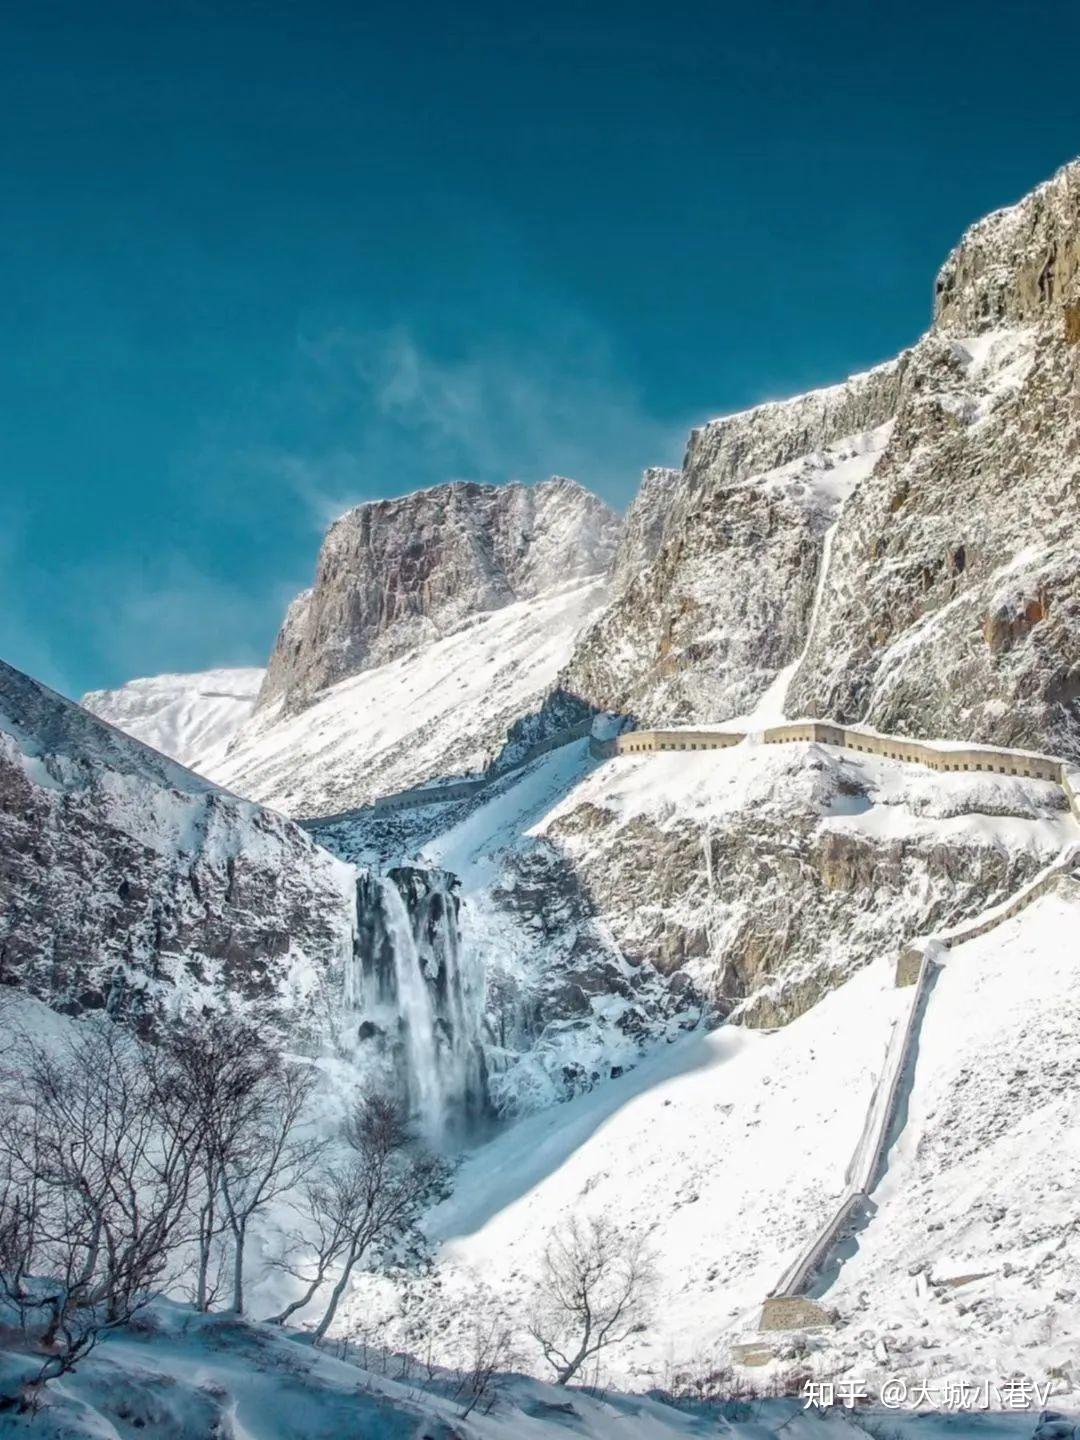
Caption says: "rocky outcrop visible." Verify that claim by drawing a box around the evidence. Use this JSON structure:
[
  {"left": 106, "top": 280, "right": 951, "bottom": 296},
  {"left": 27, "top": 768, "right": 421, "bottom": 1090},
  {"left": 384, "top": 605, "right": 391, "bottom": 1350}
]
[
  {"left": 558, "top": 368, "right": 902, "bottom": 724},
  {"left": 532, "top": 743, "right": 1068, "bottom": 1027},
  {"left": 550, "top": 159, "right": 1080, "bottom": 763},
  {"left": 608, "top": 466, "right": 680, "bottom": 585},
  {"left": 0, "top": 659, "right": 354, "bottom": 1029},
  {"left": 933, "top": 161, "right": 1080, "bottom": 332},
  {"left": 786, "top": 160, "right": 1080, "bottom": 760},
  {"left": 256, "top": 477, "right": 620, "bottom": 716}
]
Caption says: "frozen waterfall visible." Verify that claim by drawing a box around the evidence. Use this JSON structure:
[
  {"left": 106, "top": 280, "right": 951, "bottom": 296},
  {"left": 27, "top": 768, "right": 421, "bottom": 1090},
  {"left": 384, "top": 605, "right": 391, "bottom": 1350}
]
[{"left": 345, "top": 866, "right": 488, "bottom": 1145}]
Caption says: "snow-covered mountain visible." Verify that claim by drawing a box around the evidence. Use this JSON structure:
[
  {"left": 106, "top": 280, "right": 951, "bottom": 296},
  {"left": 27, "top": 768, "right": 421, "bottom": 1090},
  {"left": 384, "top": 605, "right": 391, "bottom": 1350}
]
[
  {"left": 213, "top": 576, "right": 608, "bottom": 817},
  {"left": 552, "top": 159, "right": 1080, "bottom": 760},
  {"left": 354, "top": 881, "right": 1080, "bottom": 1395},
  {"left": 193, "top": 477, "right": 621, "bottom": 817},
  {"left": 559, "top": 368, "right": 902, "bottom": 727},
  {"left": 6, "top": 159, "right": 1080, "bottom": 1428},
  {"left": 257, "top": 475, "right": 620, "bottom": 717},
  {"left": 81, "top": 666, "right": 264, "bottom": 772},
  {"left": 0, "top": 657, "right": 353, "bottom": 1026}
]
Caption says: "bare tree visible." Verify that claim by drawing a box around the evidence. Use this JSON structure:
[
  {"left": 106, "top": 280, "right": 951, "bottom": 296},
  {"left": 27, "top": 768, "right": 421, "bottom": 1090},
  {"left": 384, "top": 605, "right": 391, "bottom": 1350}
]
[
  {"left": 526, "top": 1215, "right": 657, "bottom": 1386},
  {"left": 276, "top": 1094, "right": 449, "bottom": 1342},
  {"left": 162, "top": 1012, "right": 326, "bottom": 1314},
  {"left": 452, "top": 1289, "right": 520, "bottom": 1419},
  {"left": 264, "top": 1161, "right": 368, "bottom": 1325},
  {"left": 0, "top": 1021, "right": 199, "bottom": 1411}
]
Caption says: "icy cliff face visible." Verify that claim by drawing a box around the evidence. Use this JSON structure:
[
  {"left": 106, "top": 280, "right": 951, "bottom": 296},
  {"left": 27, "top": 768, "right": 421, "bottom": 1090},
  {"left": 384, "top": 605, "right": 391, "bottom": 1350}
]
[
  {"left": 554, "top": 161, "right": 1080, "bottom": 760},
  {"left": 557, "top": 366, "right": 903, "bottom": 726},
  {"left": 81, "top": 667, "right": 264, "bottom": 773},
  {"left": 785, "top": 162, "right": 1080, "bottom": 758},
  {"left": 0, "top": 658, "right": 354, "bottom": 1027},
  {"left": 256, "top": 476, "right": 620, "bottom": 717}
]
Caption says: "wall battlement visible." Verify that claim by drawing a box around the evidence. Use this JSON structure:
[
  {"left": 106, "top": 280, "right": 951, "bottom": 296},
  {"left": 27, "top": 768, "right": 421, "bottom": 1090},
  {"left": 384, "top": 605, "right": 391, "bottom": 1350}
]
[{"left": 609, "top": 721, "right": 1065, "bottom": 784}]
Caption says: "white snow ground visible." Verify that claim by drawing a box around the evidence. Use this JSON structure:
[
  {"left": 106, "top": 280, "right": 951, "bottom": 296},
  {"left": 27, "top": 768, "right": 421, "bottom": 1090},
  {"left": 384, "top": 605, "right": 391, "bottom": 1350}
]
[
  {"left": 818, "top": 886, "right": 1080, "bottom": 1392},
  {"left": 211, "top": 577, "right": 608, "bottom": 817},
  {"left": 81, "top": 667, "right": 265, "bottom": 773},
  {"left": 2, "top": 1300, "right": 1058, "bottom": 1440},
  {"left": 349, "top": 962, "right": 906, "bottom": 1378},
  {"left": 343, "top": 888, "right": 1080, "bottom": 1405},
  {"left": 324, "top": 738, "right": 1080, "bottom": 1401}
]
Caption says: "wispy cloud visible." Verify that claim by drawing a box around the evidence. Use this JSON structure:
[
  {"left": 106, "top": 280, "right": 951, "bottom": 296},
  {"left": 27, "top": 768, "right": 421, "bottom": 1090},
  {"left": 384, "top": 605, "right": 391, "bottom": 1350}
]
[{"left": 270, "top": 312, "right": 689, "bottom": 528}]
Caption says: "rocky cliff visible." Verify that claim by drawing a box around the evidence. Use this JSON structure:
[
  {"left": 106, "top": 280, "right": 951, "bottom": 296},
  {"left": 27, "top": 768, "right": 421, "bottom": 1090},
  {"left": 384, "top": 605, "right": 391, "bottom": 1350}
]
[
  {"left": 556, "top": 364, "right": 903, "bottom": 726},
  {"left": 785, "top": 160, "right": 1080, "bottom": 759},
  {"left": 256, "top": 476, "right": 620, "bottom": 717},
  {"left": 556, "top": 160, "right": 1080, "bottom": 760},
  {"left": 0, "top": 658, "right": 354, "bottom": 1027},
  {"left": 532, "top": 739, "right": 1074, "bottom": 1027}
]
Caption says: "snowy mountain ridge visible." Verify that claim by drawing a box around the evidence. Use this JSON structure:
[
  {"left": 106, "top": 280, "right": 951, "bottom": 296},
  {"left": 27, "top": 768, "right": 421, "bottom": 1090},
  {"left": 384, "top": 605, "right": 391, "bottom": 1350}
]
[{"left": 81, "top": 666, "right": 264, "bottom": 771}]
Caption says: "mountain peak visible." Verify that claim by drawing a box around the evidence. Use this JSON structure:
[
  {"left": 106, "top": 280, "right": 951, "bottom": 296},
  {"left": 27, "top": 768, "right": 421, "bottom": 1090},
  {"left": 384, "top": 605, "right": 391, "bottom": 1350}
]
[
  {"left": 934, "top": 156, "right": 1080, "bottom": 334},
  {"left": 257, "top": 476, "right": 621, "bottom": 716}
]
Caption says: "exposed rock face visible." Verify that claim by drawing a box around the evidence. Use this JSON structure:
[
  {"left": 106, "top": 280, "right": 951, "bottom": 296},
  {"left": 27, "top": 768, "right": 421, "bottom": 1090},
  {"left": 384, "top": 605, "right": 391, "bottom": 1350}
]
[
  {"left": 532, "top": 743, "right": 1070, "bottom": 1027},
  {"left": 933, "top": 161, "right": 1080, "bottom": 331},
  {"left": 608, "top": 465, "right": 680, "bottom": 584},
  {"left": 257, "top": 477, "right": 620, "bottom": 716},
  {"left": 786, "top": 160, "right": 1080, "bottom": 760},
  {"left": 558, "top": 367, "right": 902, "bottom": 725},
  {"left": 550, "top": 159, "right": 1080, "bottom": 764},
  {"left": 0, "top": 659, "right": 354, "bottom": 1027}
]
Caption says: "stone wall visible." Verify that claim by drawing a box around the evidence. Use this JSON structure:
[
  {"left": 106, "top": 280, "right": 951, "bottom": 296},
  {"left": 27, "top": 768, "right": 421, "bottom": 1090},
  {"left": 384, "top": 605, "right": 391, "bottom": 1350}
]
[{"left": 611, "top": 720, "right": 1066, "bottom": 784}]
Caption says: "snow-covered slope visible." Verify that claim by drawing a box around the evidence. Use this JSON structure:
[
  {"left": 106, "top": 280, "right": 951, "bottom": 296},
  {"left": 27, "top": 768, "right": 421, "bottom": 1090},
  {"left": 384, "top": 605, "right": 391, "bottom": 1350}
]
[
  {"left": 212, "top": 577, "right": 609, "bottom": 818},
  {"left": 81, "top": 666, "right": 264, "bottom": 772},
  {"left": 526, "top": 736, "right": 1076, "bottom": 1024},
  {"left": 6, "top": 1297, "right": 1047, "bottom": 1439},
  {"left": 401, "top": 961, "right": 902, "bottom": 1380},
  {"left": 819, "top": 884, "right": 1080, "bottom": 1391},
  {"left": 0, "top": 657, "right": 353, "bottom": 1025},
  {"left": 257, "top": 476, "right": 620, "bottom": 718},
  {"left": 336, "top": 883, "right": 1080, "bottom": 1402}
]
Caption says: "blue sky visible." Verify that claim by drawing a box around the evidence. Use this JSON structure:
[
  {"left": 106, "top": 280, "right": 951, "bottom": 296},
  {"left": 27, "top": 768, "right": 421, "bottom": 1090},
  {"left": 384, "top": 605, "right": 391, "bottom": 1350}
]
[{"left": 4, "top": 0, "right": 1080, "bottom": 697}]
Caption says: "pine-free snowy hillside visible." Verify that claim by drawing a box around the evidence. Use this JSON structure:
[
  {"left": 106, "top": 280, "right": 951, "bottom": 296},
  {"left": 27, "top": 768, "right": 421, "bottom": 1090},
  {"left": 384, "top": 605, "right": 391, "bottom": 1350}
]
[
  {"left": 82, "top": 666, "right": 264, "bottom": 771},
  {"left": 304, "top": 722, "right": 1077, "bottom": 1123},
  {"left": 505, "top": 735, "right": 1076, "bottom": 1025},
  {"left": 257, "top": 475, "right": 620, "bottom": 717},
  {"left": 0, "top": 657, "right": 353, "bottom": 1024},
  {"left": 343, "top": 881, "right": 1080, "bottom": 1400},
  {"left": 213, "top": 577, "right": 609, "bottom": 817},
  {"left": 4, "top": 1296, "right": 1049, "bottom": 1439},
  {"left": 819, "top": 885, "right": 1080, "bottom": 1392}
]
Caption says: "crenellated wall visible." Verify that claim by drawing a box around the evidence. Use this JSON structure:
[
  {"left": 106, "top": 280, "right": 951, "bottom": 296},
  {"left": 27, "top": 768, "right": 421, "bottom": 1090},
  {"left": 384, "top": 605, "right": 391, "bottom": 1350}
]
[{"left": 609, "top": 720, "right": 1066, "bottom": 784}]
